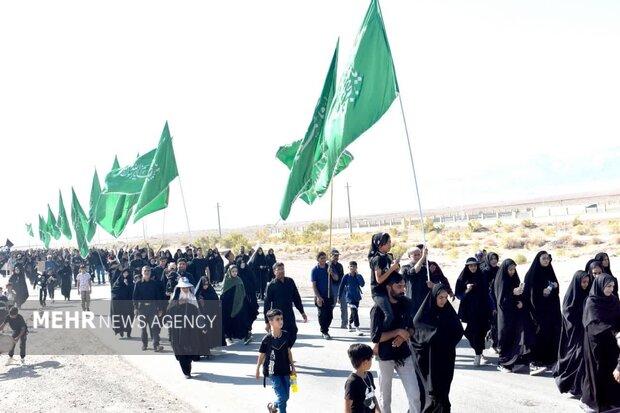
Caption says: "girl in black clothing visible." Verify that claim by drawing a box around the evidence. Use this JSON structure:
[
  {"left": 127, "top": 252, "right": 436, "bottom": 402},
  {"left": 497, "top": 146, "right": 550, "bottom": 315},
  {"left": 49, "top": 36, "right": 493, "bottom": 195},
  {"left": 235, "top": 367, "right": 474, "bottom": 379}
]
[
  {"left": 455, "top": 257, "right": 491, "bottom": 366},
  {"left": 524, "top": 251, "right": 561, "bottom": 374},
  {"left": 481, "top": 252, "right": 500, "bottom": 350},
  {"left": 413, "top": 284, "right": 463, "bottom": 412},
  {"left": 368, "top": 233, "right": 401, "bottom": 328}
]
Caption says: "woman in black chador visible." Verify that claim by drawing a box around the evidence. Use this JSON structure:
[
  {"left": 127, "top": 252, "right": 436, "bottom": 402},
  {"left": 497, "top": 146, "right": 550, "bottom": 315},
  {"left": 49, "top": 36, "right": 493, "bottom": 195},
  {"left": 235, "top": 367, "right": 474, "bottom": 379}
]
[
  {"left": 523, "top": 250, "right": 561, "bottom": 374},
  {"left": 481, "top": 252, "right": 500, "bottom": 350},
  {"left": 58, "top": 258, "right": 73, "bottom": 301},
  {"left": 110, "top": 269, "right": 134, "bottom": 338},
  {"left": 221, "top": 265, "right": 254, "bottom": 345},
  {"left": 195, "top": 269, "right": 223, "bottom": 356},
  {"left": 580, "top": 274, "right": 620, "bottom": 412},
  {"left": 552, "top": 270, "right": 591, "bottom": 397},
  {"left": 265, "top": 249, "right": 277, "bottom": 281},
  {"left": 494, "top": 258, "right": 532, "bottom": 373},
  {"left": 248, "top": 247, "right": 269, "bottom": 300},
  {"left": 455, "top": 257, "right": 490, "bottom": 366},
  {"left": 413, "top": 284, "right": 464, "bottom": 412},
  {"left": 8, "top": 265, "right": 29, "bottom": 309}
]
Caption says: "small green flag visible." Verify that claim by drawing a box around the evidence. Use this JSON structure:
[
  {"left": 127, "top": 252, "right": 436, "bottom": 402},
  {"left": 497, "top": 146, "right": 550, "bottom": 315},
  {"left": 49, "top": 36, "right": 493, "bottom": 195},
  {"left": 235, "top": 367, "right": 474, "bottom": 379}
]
[
  {"left": 87, "top": 170, "right": 101, "bottom": 242},
  {"left": 277, "top": 43, "right": 340, "bottom": 220},
  {"left": 38, "top": 215, "right": 50, "bottom": 248},
  {"left": 133, "top": 122, "right": 177, "bottom": 222},
  {"left": 25, "top": 223, "right": 34, "bottom": 237},
  {"left": 57, "top": 190, "right": 72, "bottom": 240},
  {"left": 320, "top": 0, "right": 398, "bottom": 196},
  {"left": 70, "top": 188, "right": 90, "bottom": 258},
  {"left": 103, "top": 150, "right": 156, "bottom": 194},
  {"left": 46, "top": 205, "right": 61, "bottom": 240}
]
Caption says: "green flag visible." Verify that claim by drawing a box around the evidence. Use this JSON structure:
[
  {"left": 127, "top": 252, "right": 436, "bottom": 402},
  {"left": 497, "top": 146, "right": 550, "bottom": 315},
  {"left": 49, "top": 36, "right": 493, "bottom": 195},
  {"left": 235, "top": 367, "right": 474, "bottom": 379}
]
[
  {"left": 70, "top": 188, "right": 90, "bottom": 258},
  {"left": 320, "top": 0, "right": 398, "bottom": 196},
  {"left": 277, "top": 43, "right": 340, "bottom": 220},
  {"left": 25, "top": 223, "right": 34, "bottom": 237},
  {"left": 276, "top": 139, "right": 353, "bottom": 205},
  {"left": 46, "top": 205, "right": 61, "bottom": 240},
  {"left": 133, "top": 122, "right": 177, "bottom": 222},
  {"left": 96, "top": 157, "right": 134, "bottom": 238},
  {"left": 87, "top": 170, "right": 101, "bottom": 242},
  {"left": 103, "top": 149, "right": 156, "bottom": 194},
  {"left": 57, "top": 190, "right": 72, "bottom": 240},
  {"left": 38, "top": 215, "right": 50, "bottom": 248}
]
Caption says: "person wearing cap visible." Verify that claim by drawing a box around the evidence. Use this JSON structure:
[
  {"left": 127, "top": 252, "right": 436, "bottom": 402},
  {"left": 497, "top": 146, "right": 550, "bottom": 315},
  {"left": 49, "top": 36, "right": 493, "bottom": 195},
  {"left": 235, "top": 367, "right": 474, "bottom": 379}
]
[
  {"left": 263, "top": 262, "right": 307, "bottom": 346},
  {"left": 166, "top": 276, "right": 203, "bottom": 378},
  {"left": 370, "top": 272, "right": 421, "bottom": 413},
  {"left": 455, "top": 257, "right": 492, "bottom": 367},
  {"left": 328, "top": 248, "right": 348, "bottom": 329},
  {"left": 133, "top": 266, "right": 165, "bottom": 352}
]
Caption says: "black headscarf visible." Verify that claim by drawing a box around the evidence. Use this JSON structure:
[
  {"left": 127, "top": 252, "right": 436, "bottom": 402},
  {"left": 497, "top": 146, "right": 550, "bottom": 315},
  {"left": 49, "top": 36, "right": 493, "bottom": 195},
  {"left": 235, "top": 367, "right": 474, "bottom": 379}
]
[
  {"left": 584, "top": 259, "right": 603, "bottom": 278},
  {"left": 368, "top": 232, "right": 389, "bottom": 260},
  {"left": 561, "top": 270, "right": 591, "bottom": 331},
  {"left": 413, "top": 284, "right": 463, "bottom": 346},
  {"left": 524, "top": 250, "right": 560, "bottom": 316},
  {"left": 594, "top": 252, "right": 613, "bottom": 276},
  {"left": 582, "top": 274, "right": 620, "bottom": 332}
]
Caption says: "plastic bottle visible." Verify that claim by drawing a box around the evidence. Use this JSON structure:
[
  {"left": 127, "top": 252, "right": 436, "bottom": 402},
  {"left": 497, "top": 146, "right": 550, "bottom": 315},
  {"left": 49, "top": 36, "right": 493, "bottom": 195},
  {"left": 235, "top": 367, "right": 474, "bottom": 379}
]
[{"left": 290, "top": 373, "right": 298, "bottom": 393}]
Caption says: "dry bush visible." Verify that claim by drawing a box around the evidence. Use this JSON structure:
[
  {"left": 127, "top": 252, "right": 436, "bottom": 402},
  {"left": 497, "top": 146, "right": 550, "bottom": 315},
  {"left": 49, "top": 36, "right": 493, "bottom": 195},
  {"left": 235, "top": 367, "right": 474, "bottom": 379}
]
[
  {"left": 590, "top": 237, "right": 604, "bottom": 245},
  {"left": 573, "top": 216, "right": 583, "bottom": 227},
  {"left": 555, "top": 248, "right": 566, "bottom": 257},
  {"left": 574, "top": 224, "right": 596, "bottom": 236},
  {"left": 467, "top": 220, "right": 487, "bottom": 233},
  {"left": 221, "top": 232, "right": 250, "bottom": 251},
  {"left": 551, "top": 234, "right": 573, "bottom": 248},
  {"left": 429, "top": 237, "right": 445, "bottom": 249},
  {"left": 483, "top": 237, "right": 498, "bottom": 247},
  {"left": 390, "top": 243, "right": 407, "bottom": 260},
  {"left": 502, "top": 237, "right": 526, "bottom": 249},
  {"left": 543, "top": 226, "right": 557, "bottom": 237},
  {"left": 526, "top": 235, "right": 547, "bottom": 249},
  {"left": 521, "top": 219, "right": 537, "bottom": 229},
  {"left": 570, "top": 238, "right": 587, "bottom": 248},
  {"left": 608, "top": 220, "right": 620, "bottom": 233},
  {"left": 447, "top": 247, "right": 459, "bottom": 260},
  {"left": 514, "top": 254, "right": 528, "bottom": 265},
  {"left": 446, "top": 231, "right": 461, "bottom": 241}
]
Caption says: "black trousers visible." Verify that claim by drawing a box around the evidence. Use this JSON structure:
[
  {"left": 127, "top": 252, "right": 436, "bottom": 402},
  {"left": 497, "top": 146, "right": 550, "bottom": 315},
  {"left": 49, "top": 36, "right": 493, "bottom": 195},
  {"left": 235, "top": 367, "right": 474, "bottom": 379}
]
[
  {"left": 348, "top": 301, "right": 360, "bottom": 327},
  {"left": 39, "top": 287, "right": 47, "bottom": 306},
  {"left": 9, "top": 334, "right": 27, "bottom": 358},
  {"left": 178, "top": 355, "right": 193, "bottom": 376},
  {"left": 139, "top": 308, "right": 161, "bottom": 346},
  {"left": 372, "top": 292, "right": 394, "bottom": 329},
  {"left": 316, "top": 297, "right": 334, "bottom": 335}
]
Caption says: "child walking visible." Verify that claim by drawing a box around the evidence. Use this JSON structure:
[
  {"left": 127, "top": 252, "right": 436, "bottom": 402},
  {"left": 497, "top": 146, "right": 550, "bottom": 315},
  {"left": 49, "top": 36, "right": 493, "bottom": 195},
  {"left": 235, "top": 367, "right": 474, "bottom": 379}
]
[
  {"left": 344, "top": 343, "right": 379, "bottom": 412},
  {"left": 368, "top": 233, "right": 400, "bottom": 329},
  {"left": 338, "top": 261, "right": 365, "bottom": 335},
  {"left": 256, "top": 309, "right": 296, "bottom": 413},
  {"left": 0, "top": 306, "right": 28, "bottom": 365}
]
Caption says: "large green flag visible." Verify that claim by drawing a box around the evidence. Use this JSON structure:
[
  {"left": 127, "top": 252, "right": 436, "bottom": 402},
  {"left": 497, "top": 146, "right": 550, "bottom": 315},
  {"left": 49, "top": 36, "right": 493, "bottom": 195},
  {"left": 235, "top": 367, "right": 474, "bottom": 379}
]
[
  {"left": 319, "top": 0, "right": 398, "bottom": 196},
  {"left": 276, "top": 139, "right": 353, "bottom": 205},
  {"left": 38, "top": 215, "right": 50, "bottom": 248},
  {"left": 57, "top": 190, "right": 72, "bottom": 240},
  {"left": 87, "top": 170, "right": 101, "bottom": 242},
  {"left": 133, "top": 122, "right": 177, "bottom": 222},
  {"left": 70, "top": 188, "right": 90, "bottom": 258},
  {"left": 96, "top": 157, "right": 135, "bottom": 238},
  {"left": 103, "top": 149, "right": 156, "bottom": 194},
  {"left": 46, "top": 205, "right": 61, "bottom": 240},
  {"left": 277, "top": 43, "right": 340, "bottom": 220},
  {"left": 25, "top": 223, "right": 34, "bottom": 237}
]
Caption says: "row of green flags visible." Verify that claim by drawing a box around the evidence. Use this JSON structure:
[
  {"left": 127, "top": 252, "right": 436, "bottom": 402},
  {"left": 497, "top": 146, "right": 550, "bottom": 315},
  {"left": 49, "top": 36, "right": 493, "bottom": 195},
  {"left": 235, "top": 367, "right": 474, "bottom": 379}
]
[
  {"left": 26, "top": 122, "right": 178, "bottom": 257},
  {"left": 277, "top": 0, "right": 398, "bottom": 220}
]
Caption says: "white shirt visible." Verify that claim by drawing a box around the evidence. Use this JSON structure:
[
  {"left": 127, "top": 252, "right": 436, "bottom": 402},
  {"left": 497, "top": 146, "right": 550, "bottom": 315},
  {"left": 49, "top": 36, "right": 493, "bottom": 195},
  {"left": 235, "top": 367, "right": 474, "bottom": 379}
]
[{"left": 77, "top": 272, "right": 92, "bottom": 292}]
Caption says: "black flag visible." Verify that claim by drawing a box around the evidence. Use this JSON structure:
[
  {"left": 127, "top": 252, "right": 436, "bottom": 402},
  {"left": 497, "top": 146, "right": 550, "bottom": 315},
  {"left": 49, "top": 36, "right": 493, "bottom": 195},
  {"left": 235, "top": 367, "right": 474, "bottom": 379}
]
[{"left": 5, "top": 239, "right": 14, "bottom": 248}]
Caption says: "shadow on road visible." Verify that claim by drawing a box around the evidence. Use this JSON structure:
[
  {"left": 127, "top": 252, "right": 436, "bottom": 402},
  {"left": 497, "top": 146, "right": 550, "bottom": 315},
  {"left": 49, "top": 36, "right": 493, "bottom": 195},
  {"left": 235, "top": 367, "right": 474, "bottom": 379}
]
[{"left": 0, "top": 360, "right": 63, "bottom": 382}]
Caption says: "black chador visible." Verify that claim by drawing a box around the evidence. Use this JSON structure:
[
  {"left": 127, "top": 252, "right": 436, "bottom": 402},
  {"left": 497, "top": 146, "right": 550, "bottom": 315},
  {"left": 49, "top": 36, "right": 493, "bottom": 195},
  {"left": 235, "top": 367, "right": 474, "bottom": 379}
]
[
  {"left": 455, "top": 258, "right": 490, "bottom": 358},
  {"left": 110, "top": 271, "right": 134, "bottom": 338}
]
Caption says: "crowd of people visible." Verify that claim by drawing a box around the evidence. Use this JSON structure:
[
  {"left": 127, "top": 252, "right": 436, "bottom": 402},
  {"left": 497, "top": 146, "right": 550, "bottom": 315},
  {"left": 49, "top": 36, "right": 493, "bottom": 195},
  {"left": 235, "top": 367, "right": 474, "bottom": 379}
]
[{"left": 1, "top": 233, "right": 619, "bottom": 412}]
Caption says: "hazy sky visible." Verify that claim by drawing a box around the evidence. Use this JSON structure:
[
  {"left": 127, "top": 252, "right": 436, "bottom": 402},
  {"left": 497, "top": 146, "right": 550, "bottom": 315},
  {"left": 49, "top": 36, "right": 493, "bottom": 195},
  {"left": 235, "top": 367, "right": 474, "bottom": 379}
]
[{"left": 2, "top": 0, "right": 620, "bottom": 247}]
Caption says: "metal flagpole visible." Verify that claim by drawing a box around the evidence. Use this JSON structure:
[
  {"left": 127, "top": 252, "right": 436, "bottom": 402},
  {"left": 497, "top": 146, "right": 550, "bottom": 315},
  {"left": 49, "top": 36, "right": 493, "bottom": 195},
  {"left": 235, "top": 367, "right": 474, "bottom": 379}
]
[
  {"left": 397, "top": 94, "right": 430, "bottom": 279},
  {"left": 177, "top": 177, "right": 193, "bottom": 241},
  {"left": 345, "top": 182, "right": 353, "bottom": 237},
  {"left": 328, "top": 180, "right": 334, "bottom": 250},
  {"left": 216, "top": 203, "right": 222, "bottom": 237},
  {"left": 162, "top": 210, "right": 166, "bottom": 246}
]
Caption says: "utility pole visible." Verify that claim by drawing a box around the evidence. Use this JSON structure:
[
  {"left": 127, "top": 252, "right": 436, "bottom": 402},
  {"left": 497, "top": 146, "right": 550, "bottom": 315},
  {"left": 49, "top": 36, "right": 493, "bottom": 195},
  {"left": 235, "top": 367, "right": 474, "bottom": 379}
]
[
  {"left": 216, "top": 202, "right": 222, "bottom": 237},
  {"left": 345, "top": 182, "right": 353, "bottom": 237}
]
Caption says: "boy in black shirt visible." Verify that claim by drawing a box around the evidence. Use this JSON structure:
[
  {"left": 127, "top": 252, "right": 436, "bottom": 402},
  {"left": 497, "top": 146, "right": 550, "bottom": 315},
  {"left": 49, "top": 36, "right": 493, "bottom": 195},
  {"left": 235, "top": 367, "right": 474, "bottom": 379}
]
[
  {"left": 0, "top": 306, "right": 28, "bottom": 365},
  {"left": 345, "top": 344, "right": 379, "bottom": 413},
  {"left": 256, "top": 309, "right": 296, "bottom": 413}
]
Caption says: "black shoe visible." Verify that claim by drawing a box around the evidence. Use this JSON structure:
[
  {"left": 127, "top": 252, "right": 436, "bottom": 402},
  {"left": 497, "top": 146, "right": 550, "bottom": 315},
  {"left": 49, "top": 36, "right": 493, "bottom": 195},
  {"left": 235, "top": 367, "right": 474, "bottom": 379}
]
[
  {"left": 154, "top": 345, "right": 164, "bottom": 352},
  {"left": 142, "top": 344, "right": 148, "bottom": 351}
]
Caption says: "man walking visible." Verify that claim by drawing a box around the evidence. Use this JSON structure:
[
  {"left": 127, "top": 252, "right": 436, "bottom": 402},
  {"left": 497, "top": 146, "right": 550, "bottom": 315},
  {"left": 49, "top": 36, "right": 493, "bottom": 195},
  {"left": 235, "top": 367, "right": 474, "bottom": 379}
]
[
  {"left": 328, "top": 249, "right": 347, "bottom": 329},
  {"left": 263, "top": 262, "right": 307, "bottom": 346},
  {"left": 311, "top": 251, "right": 335, "bottom": 340},
  {"left": 133, "top": 266, "right": 164, "bottom": 352},
  {"left": 76, "top": 265, "right": 92, "bottom": 311}
]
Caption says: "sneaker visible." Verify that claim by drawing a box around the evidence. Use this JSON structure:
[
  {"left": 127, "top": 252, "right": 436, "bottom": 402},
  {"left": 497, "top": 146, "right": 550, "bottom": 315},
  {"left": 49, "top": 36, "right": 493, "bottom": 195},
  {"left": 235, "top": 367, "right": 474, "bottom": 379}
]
[
  {"left": 356, "top": 327, "right": 364, "bottom": 336},
  {"left": 529, "top": 363, "right": 547, "bottom": 376},
  {"left": 142, "top": 345, "right": 148, "bottom": 351},
  {"left": 5, "top": 356, "right": 13, "bottom": 366},
  {"left": 474, "top": 355, "right": 481, "bottom": 366},
  {"left": 348, "top": 324, "right": 354, "bottom": 332},
  {"left": 322, "top": 333, "right": 332, "bottom": 340},
  {"left": 154, "top": 345, "right": 164, "bottom": 352},
  {"left": 497, "top": 365, "right": 512, "bottom": 373},
  {"left": 184, "top": 374, "right": 192, "bottom": 379},
  {"left": 267, "top": 402, "right": 277, "bottom": 413},
  {"left": 225, "top": 338, "right": 234, "bottom": 346},
  {"left": 244, "top": 333, "right": 253, "bottom": 345}
]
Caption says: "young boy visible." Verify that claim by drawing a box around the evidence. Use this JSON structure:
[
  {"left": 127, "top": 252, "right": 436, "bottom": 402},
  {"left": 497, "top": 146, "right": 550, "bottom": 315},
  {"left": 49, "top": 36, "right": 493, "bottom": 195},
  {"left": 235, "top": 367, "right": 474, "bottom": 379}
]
[
  {"left": 338, "top": 261, "right": 365, "bottom": 335},
  {"left": 256, "top": 309, "right": 295, "bottom": 413},
  {"left": 345, "top": 344, "right": 379, "bottom": 413},
  {"left": 76, "top": 265, "right": 92, "bottom": 311},
  {"left": 0, "top": 306, "right": 28, "bottom": 365}
]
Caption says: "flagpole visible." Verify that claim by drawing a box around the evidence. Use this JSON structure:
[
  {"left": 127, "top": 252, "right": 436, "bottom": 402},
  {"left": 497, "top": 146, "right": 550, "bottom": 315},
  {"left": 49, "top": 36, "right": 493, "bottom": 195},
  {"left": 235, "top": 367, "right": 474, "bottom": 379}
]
[
  {"left": 397, "top": 94, "right": 430, "bottom": 278},
  {"left": 177, "top": 177, "right": 193, "bottom": 241},
  {"left": 328, "top": 179, "right": 334, "bottom": 251},
  {"left": 162, "top": 210, "right": 166, "bottom": 246}
]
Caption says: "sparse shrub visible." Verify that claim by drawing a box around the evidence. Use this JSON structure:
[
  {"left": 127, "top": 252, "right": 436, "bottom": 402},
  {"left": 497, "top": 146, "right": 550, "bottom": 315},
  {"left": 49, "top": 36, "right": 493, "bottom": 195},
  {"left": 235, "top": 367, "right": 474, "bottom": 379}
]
[
  {"left": 543, "top": 226, "right": 557, "bottom": 237},
  {"left": 483, "top": 238, "right": 498, "bottom": 247},
  {"left": 447, "top": 248, "right": 459, "bottom": 260},
  {"left": 221, "top": 232, "right": 250, "bottom": 251},
  {"left": 526, "top": 235, "right": 547, "bottom": 249},
  {"left": 608, "top": 220, "right": 620, "bottom": 233},
  {"left": 390, "top": 243, "right": 407, "bottom": 261},
  {"left": 573, "top": 216, "right": 583, "bottom": 227},
  {"left": 502, "top": 237, "right": 526, "bottom": 249},
  {"left": 468, "top": 220, "right": 487, "bottom": 233},
  {"left": 195, "top": 235, "right": 221, "bottom": 250},
  {"left": 301, "top": 222, "right": 328, "bottom": 244},
  {"left": 575, "top": 225, "right": 591, "bottom": 236},
  {"left": 447, "top": 231, "right": 461, "bottom": 241},
  {"left": 521, "top": 219, "right": 537, "bottom": 229},
  {"left": 514, "top": 254, "right": 528, "bottom": 265},
  {"left": 255, "top": 228, "right": 270, "bottom": 243},
  {"left": 570, "top": 238, "right": 587, "bottom": 248},
  {"left": 590, "top": 237, "right": 604, "bottom": 245}
]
